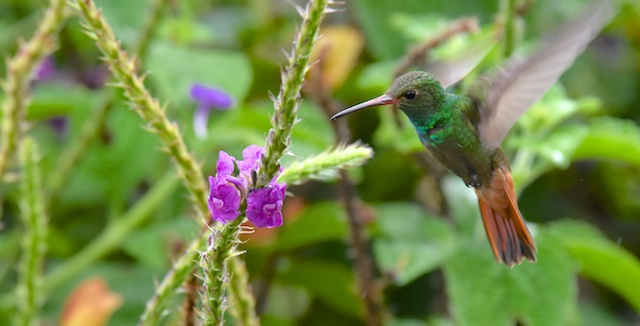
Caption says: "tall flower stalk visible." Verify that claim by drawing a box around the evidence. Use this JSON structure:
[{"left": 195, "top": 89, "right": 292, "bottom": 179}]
[
  {"left": 65, "top": 1, "right": 255, "bottom": 324},
  {"left": 197, "top": 0, "right": 334, "bottom": 324},
  {"left": 15, "top": 137, "right": 48, "bottom": 326},
  {"left": 0, "top": 0, "right": 66, "bottom": 181}
]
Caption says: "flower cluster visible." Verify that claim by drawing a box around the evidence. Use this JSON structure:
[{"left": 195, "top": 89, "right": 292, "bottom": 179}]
[{"left": 208, "top": 145, "right": 286, "bottom": 228}]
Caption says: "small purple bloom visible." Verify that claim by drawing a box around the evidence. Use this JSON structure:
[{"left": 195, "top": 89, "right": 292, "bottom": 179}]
[
  {"left": 48, "top": 116, "right": 68, "bottom": 139},
  {"left": 208, "top": 151, "right": 243, "bottom": 223},
  {"left": 35, "top": 56, "right": 55, "bottom": 81},
  {"left": 246, "top": 183, "right": 286, "bottom": 228},
  {"left": 190, "top": 83, "right": 234, "bottom": 139}
]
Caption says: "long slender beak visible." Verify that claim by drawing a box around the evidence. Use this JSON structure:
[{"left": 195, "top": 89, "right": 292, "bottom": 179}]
[{"left": 330, "top": 94, "right": 396, "bottom": 120}]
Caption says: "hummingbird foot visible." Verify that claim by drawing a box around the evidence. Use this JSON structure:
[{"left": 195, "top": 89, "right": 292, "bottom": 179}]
[{"left": 465, "top": 175, "right": 481, "bottom": 188}]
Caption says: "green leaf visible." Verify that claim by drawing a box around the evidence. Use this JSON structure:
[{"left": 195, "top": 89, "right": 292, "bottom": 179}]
[
  {"left": 444, "top": 229, "right": 577, "bottom": 326},
  {"left": 146, "top": 41, "right": 252, "bottom": 106},
  {"left": 532, "top": 124, "right": 589, "bottom": 169},
  {"left": 28, "top": 84, "right": 100, "bottom": 120},
  {"left": 350, "top": 0, "right": 495, "bottom": 60},
  {"left": 96, "top": 0, "right": 153, "bottom": 45},
  {"left": 373, "top": 203, "right": 454, "bottom": 285},
  {"left": 572, "top": 117, "right": 640, "bottom": 167},
  {"left": 121, "top": 218, "right": 199, "bottom": 272},
  {"left": 277, "top": 259, "right": 362, "bottom": 318},
  {"left": 274, "top": 202, "right": 348, "bottom": 252},
  {"left": 548, "top": 219, "right": 640, "bottom": 312}
]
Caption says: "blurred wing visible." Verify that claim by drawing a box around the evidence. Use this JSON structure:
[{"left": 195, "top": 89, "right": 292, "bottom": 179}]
[
  {"left": 427, "top": 32, "right": 496, "bottom": 88},
  {"left": 476, "top": 1, "right": 613, "bottom": 151}
]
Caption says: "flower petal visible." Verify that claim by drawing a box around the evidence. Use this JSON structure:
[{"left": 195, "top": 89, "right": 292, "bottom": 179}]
[
  {"left": 246, "top": 183, "right": 286, "bottom": 228},
  {"left": 193, "top": 105, "right": 211, "bottom": 139},
  {"left": 237, "top": 145, "right": 265, "bottom": 176},
  {"left": 208, "top": 183, "right": 241, "bottom": 223},
  {"left": 216, "top": 151, "right": 235, "bottom": 177},
  {"left": 189, "top": 83, "right": 234, "bottom": 109}
]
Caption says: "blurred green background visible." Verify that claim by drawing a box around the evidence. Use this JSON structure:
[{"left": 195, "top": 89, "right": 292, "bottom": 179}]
[{"left": 1, "top": 0, "right": 639, "bottom": 325}]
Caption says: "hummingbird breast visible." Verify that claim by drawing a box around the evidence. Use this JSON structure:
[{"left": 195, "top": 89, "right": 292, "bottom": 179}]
[{"left": 413, "top": 97, "right": 496, "bottom": 188}]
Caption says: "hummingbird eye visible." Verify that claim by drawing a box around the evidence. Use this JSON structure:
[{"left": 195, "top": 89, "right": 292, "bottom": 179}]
[{"left": 403, "top": 90, "right": 417, "bottom": 100}]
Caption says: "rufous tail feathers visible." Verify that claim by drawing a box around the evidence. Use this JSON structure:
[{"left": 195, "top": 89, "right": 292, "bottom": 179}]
[{"left": 474, "top": 166, "right": 537, "bottom": 266}]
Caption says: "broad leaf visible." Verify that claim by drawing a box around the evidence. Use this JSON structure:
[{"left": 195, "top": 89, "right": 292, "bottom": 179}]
[
  {"left": 548, "top": 220, "right": 640, "bottom": 311},
  {"left": 444, "top": 229, "right": 576, "bottom": 326}
]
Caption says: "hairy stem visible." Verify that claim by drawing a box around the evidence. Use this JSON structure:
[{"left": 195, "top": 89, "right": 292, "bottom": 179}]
[
  {"left": 0, "top": 0, "right": 66, "bottom": 180},
  {"left": 15, "top": 138, "right": 48, "bottom": 326}
]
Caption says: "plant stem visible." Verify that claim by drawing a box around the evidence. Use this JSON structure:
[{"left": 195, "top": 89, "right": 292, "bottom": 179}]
[
  {"left": 502, "top": 0, "right": 517, "bottom": 58},
  {"left": 258, "top": 0, "right": 332, "bottom": 187},
  {"left": 227, "top": 250, "right": 259, "bottom": 326},
  {"left": 0, "top": 0, "right": 66, "bottom": 181},
  {"left": 15, "top": 137, "right": 48, "bottom": 326}
]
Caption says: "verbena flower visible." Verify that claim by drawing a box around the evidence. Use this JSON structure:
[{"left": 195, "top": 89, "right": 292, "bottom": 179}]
[
  {"left": 246, "top": 183, "right": 286, "bottom": 228},
  {"left": 208, "top": 151, "right": 243, "bottom": 223},
  {"left": 190, "top": 83, "right": 234, "bottom": 139},
  {"left": 207, "top": 145, "right": 286, "bottom": 228}
]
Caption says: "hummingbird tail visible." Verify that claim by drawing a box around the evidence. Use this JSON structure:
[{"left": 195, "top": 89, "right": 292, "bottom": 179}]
[{"left": 475, "top": 166, "right": 537, "bottom": 266}]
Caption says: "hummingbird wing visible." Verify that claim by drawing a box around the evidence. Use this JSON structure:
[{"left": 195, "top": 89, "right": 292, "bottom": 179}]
[
  {"left": 474, "top": 1, "right": 613, "bottom": 151},
  {"left": 426, "top": 31, "right": 496, "bottom": 88}
]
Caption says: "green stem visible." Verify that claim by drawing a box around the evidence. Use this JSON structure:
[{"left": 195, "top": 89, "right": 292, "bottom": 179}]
[
  {"left": 199, "top": 221, "right": 243, "bottom": 326},
  {"left": 44, "top": 173, "right": 180, "bottom": 291},
  {"left": 15, "top": 137, "right": 48, "bottom": 326},
  {"left": 258, "top": 0, "right": 331, "bottom": 187},
  {"left": 0, "top": 0, "right": 66, "bottom": 180},
  {"left": 140, "top": 230, "right": 208, "bottom": 326},
  {"left": 227, "top": 255, "right": 259, "bottom": 326},
  {"left": 502, "top": 0, "right": 517, "bottom": 58}
]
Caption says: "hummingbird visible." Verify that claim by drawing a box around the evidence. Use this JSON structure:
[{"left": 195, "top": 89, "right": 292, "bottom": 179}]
[{"left": 331, "top": 2, "right": 611, "bottom": 266}]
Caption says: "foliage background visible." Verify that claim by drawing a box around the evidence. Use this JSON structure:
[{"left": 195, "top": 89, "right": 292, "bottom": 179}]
[{"left": 0, "top": 0, "right": 639, "bottom": 325}]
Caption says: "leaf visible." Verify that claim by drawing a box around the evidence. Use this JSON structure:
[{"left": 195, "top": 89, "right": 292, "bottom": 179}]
[
  {"left": 533, "top": 124, "right": 589, "bottom": 169},
  {"left": 146, "top": 42, "right": 252, "bottom": 107},
  {"left": 572, "top": 117, "right": 640, "bottom": 167},
  {"left": 276, "top": 259, "right": 362, "bottom": 318},
  {"left": 96, "top": 0, "right": 153, "bottom": 45},
  {"left": 310, "top": 26, "right": 365, "bottom": 90},
  {"left": 121, "top": 218, "right": 199, "bottom": 272},
  {"left": 28, "top": 84, "right": 99, "bottom": 120},
  {"left": 373, "top": 203, "right": 454, "bottom": 285},
  {"left": 350, "top": 0, "right": 495, "bottom": 60},
  {"left": 274, "top": 202, "right": 348, "bottom": 252},
  {"left": 444, "top": 229, "right": 577, "bottom": 326},
  {"left": 262, "top": 284, "right": 310, "bottom": 321},
  {"left": 548, "top": 220, "right": 640, "bottom": 312}
]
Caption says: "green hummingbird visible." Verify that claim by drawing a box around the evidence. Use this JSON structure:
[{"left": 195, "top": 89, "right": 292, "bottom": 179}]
[{"left": 331, "top": 2, "right": 612, "bottom": 266}]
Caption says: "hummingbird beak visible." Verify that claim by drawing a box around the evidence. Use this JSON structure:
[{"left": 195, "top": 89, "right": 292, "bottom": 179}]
[{"left": 330, "top": 94, "right": 396, "bottom": 120}]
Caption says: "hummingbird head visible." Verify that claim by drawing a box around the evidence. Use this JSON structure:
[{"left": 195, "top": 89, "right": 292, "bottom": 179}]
[{"left": 331, "top": 71, "right": 446, "bottom": 120}]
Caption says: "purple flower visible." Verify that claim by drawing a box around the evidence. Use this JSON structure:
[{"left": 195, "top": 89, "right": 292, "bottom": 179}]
[
  {"left": 246, "top": 183, "right": 286, "bottom": 228},
  {"left": 35, "top": 56, "right": 55, "bottom": 81},
  {"left": 207, "top": 145, "right": 287, "bottom": 228},
  {"left": 190, "top": 83, "right": 234, "bottom": 139},
  {"left": 208, "top": 151, "right": 243, "bottom": 223}
]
